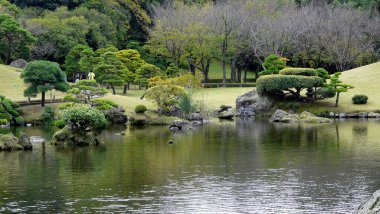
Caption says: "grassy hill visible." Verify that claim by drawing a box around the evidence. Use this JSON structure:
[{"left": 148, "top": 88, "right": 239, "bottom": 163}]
[
  {"left": 303, "top": 62, "right": 380, "bottom": 113},
  {"left": 0, "top": 64, "right": 65, "bottom": 102}
]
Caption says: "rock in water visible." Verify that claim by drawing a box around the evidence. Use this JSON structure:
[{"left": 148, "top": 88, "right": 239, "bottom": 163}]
[
  {"left": 236, "top": 90, "right": 272, "bottom": 117},
  {"left": 355, "top": 190, "right": 380, "bottom": 214},
  {"left": 0, "top": 134, "right": 23, "bottom": 151},
  {"left": 270, "top": 110, "right": 332, "bottom": 123},
  {"left": 216, "top": 105, "right": 234, "bottom": 119},
  {"left": 104, "top": 107, "right": 128, "bottom": 124},
  {"left": 18, "top": 133, "right": 33, "bottom": 150},
  {"left": 9, "top": 59, "right": 27, "bottom": 69},
  {"left": 188, "top": 113, "right": 203, "bottom": 122}
]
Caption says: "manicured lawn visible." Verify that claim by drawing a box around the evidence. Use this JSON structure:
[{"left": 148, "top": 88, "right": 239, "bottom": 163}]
[{"left": 0, "top": 64, "right": 65, "bottom": 101}]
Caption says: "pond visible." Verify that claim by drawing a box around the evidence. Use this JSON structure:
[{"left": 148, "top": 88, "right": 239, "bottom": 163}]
[{"left": 0, "top": 119, "right": 379, "bottom": 213}]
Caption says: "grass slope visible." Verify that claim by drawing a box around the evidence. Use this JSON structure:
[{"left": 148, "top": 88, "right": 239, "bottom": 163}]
[
  {"left": 0, "top": 64, "right": 64, "bottom": 101},
  {"left": 303, "top": 62, "right": 380, "bottom": 113}
]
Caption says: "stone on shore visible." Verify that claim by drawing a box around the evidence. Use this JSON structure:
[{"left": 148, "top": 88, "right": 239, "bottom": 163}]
[
  {"left": 236, "top": 90, "right": 272, "bottom": 117},
  {"left": 270, "top": 110, "right": 332, "bottom": 123}
]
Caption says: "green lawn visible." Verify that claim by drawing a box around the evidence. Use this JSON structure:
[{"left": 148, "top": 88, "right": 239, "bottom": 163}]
[
  {"left": 301, "top": 62, "right": 380, "bottom": 114},
  {"left": 0, "top": 64, "right": 65, "bottom": 101},
  {"left": 208, "top": 60, "right": 256, "bottom": 79}
]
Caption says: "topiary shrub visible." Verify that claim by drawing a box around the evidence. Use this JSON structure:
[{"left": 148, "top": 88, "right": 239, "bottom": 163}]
[
  {"left": 135, "top": 105, "right": 148, "bottom": 114},
  {"left": 279, "top": 68, "right": 317, "bottom": 76},
  {"left": 92, "top": 99, "right": 118, "bottom": 111},
  {"left": 40, "top": 106, "right": 55, "bottom": 125},
  {"left": 63, "top": 94, "right": 78, "bottom": 102},
  {"left": 315, "top": 87, "right": 336, "bottom": 99},
  {"left": 257, "top": 75, "right": 324, "bottom": 98},
  {"left": 0, "top": 119, "right": 8, "bottom": 125},
  {"left": 352, "top": 95, "right": 368, "bottom": 104},
  {"left": 53, "top": 119, "right": 66, "bottom": 129},
  {"left": 15, "top": 116, "right": 25, "bottom": 125},
  {"left": 0, "top": 96, "right": 22, "bottom": 125}
]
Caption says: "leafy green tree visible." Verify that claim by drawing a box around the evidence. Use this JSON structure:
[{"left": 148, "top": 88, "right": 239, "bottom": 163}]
[
  {"left": 259, "top": 55, "right": 288, "bottom": 76},
  {"left": 64, "top": 44, "right": 91, "bottom": 81},
  {"left": 0, "top": 0, "right": 20, "bottom": 17},
  {"left": 325, "top": 72, "right": 354, "bottom": 107},
  {"left": 78, "top": 48, "right": 97, "bottom": 73},
  {"left": 144, "top": 84, "right": 186, "bottom": 113},
  {"left": 67, "top": 80, "right": 107, "bottom": 102},
  {"left": 0, "top": 13, "right": 35, "bottom": 64},
  {"left": 93, "top": 52, "right": 128, "bottom": 95},
  {"left": 95, "top": 44, "right": 118, "bottom": 56},
  {"left": 21, "top": 60, "right": 70, "bottom": 107},
  {"left": 135, "top": 64, "right": 161, "bottom": 87}
]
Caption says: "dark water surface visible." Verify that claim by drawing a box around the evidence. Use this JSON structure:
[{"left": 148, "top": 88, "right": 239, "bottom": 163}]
[{"left": 0, "top": 119, "right": 380, "bottom": 213}]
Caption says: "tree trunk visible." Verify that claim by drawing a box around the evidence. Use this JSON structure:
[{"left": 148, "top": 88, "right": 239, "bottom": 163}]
[
  {"left": 189, "top": 63, "right": 196, "bottom": 76},
  {"left": 123, "top": 84, "right": 128, "bottom": 95},
  {"left": 237, "top": 68, "right": 242, "bottom": 83},
  {"left": 335, "top": 92, "right": 340, "bottom": 107},
  {"left": 222, "top": 59, "right": 227, "bottom": 86},
  {"left": 244, "top": 67, "right": 248, "bottom": 83},
  {"left": 41, "top": 91, "right": 46, "bottom": 107},
  {"left": 110, "top": 84, "right": 116, "bottom": 95}
]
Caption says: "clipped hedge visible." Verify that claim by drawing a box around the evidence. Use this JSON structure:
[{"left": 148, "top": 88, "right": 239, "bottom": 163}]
[
  {"left": 257, "top": 75, "right": 324, "bottom": 95},
  {"left": 352, "top": 95, "right": 368, "bottom": 104},
  {"left": 279, "top": 68, "right": 317, "bottom": 76}
]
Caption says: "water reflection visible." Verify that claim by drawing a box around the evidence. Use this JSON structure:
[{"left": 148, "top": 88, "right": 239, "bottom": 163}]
[{"left": 0, "top": 119, "right": 380, "bottom": 213}]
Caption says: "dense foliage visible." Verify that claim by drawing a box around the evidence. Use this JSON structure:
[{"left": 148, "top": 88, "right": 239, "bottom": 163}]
[
  {"left": 21, "top": 60, "right": 70, "bottom": 106},
  {"left": 144, "top": 85, "right": 186, "bottom": 113},
  {"left": 279, "top": 68, "right": 318, "bottom": 76},
  {"left": 352, "top": 95, "right": 368, "bottom": 104},
  {"left": 0, "top": 95, "right": 23, "bottom": 125}
]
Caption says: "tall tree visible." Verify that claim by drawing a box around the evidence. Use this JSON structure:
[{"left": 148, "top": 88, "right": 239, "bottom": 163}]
[
  {"left": 21, "top": 60, "right": 70, "bottom": 107},
  {"left": 0, "top": 13, "right": 35, "bottom": 64}
]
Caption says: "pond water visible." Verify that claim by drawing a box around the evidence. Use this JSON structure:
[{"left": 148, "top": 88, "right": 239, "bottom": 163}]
[{"left": 0, "top": 119, "right": 380, "bottom": 213}]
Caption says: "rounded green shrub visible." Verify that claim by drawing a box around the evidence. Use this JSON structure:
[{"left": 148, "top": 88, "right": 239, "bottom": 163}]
[
  {"left": 279, "top": 68, "right": 317, "bottom": 76},
  {"left": 316, "top": 87, "right": 336, "bottom": 98},
  {"left": 352, "top": 95, "right": 368, "bottom": 104},
  {"left": 0, "top": 119, "right": 8, "bottom": 125},
  {"left": 41, "top": 106, "right": 55, "bottom": 124},
  {"left": 63, "top": 94, "right": 78, "bottom": 102},
  {"left": 15, "top": 116, "right": 25, "bottom": 125},
  {"left": 92, "top": 99, "right": 118, "bottom": 111},
  {"left": 257, "top": 75, "right": 324, "bottom": 96},
  {"left": 0, "top": 112, "right": 12, "bottom": 121},
  {"left": 53, "top": 119, "right": 66, "bottom": 129},
  {"left": 135, "top": 105, "right": 148, "bottom": 114}
]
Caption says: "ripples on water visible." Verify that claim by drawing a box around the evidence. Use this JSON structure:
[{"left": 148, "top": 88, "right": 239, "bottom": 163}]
[{"left": 0, "top": 119, "right": 380, "bottom": 213}]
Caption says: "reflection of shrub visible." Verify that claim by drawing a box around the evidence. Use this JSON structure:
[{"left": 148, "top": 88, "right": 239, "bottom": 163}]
[
  {"left": 352, "top": 95, "right": 368, "bottom": 104},
  {"left": 135, "top": 105, "right": 147, "bottom": 114}
]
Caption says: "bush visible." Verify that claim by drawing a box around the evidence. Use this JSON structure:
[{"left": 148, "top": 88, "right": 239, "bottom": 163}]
[
  {"left": 145, "top": 85, "right": 186, "bottom": 112},
  {"left": 61, "top": 106, "right": 108, "bottom": 135},
  {"left": 15, "top": 116, "right": 25, "bottom": 125},
  {"left": 135, "top": 105, "right": 148, "bottom": 114},
  {"left": 63, "top": 94, "right": 78, "bottom": 102},
  {"left": 92, "top": 99, "right": 118, "bottom": 111},
  {"left": 352, "top": 95, "right": 368, "bottom": 104},
  {"left": 0, "top": 119, "right": 8, "bottom": 125},
  {"left": 178, "top": 93, "right": 194, "bottom": 115},
  {"left": 279, "top": 68, "right": 317, "bottom": 76},
  {"left": 53, "top": 119, "right": 66, "bottom": 129},
  {"left": 0, "top": 112, "right": 12, "bottom": 121},
  {"left": 257, "top": 75, "right": 324, "bottom": 96},
  {"left": 41, "top": 106, "right": 55, "bottom": 124},
  {"left": 315, "top": 87, "right": 336, "bottom": 98}
]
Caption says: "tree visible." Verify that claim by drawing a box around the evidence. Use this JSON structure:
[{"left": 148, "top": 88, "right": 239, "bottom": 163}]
[
  {"left": 67, "top": 80, "right": 107, "bottom": 102},
  {"left": 64, "top": 44, "right": 91, "bottom": 81},
  {"left": 93, "top": 52, "right": 128, "bottom": 95},
  {"left": 259, "top": 55, "right": 288, "bottom": 76},
  {"left": 21, "top": 60, "right": 70, "bottom": 107},
  {"left": 0, "top": 13, "right": 35, "bottom": 64},
  {"left": 325, "top": 72, "right": 354, "bottom": 107},
  {"left": 144, "top": 84, "right": 186, "bottom": 114},
  {"left": 135, "top": 64, "right": 161, "bottom": 88},
  {"left": 78, "top": 48, "right": 97, "bottom": 73}
]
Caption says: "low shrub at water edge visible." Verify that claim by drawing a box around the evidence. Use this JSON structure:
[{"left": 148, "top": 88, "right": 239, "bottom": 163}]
[
  {"left": 135, "top": 105, "right": 148, "bottom": 114},
  {"left": 352, "top": 95, "right": 368, "bottom": 104},
  {"left": 53, "top": 119, "right": 66, "bottom": 129},
  {"left": 0, "top": 119, "right": 7, "bottom": 125},
  {"left": 15, "top": 116, "right": 25, "bottom": 125},
  {"left": 92, "top": 99, "right": 118, "bottom": 111}
]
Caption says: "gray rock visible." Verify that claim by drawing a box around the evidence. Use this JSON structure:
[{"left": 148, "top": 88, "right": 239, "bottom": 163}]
[
  {"left": 0, "top": 134, "right": 23, "bottom": 151},
  {"left": 236, "top": 90, "right": 272, "bottom": 117},
  {"left": 271, "top": 110, "right": 332, "bottom": 123},
  {"left": 348, "top": 113, "right": 359, "bottom": 118},
  {"left": 218, "top": 108, "right": 234, "bottom": 120},
  {"left": 30, "top": 136, "right": 45, "bottom": 143},
  {"left": 368, "top": 112, "right": 380, "bottom": 118},
  {"left": 359, "top": 112, "right": 368, "bottom": 118},
  {"left": 339, "top": 113, "right": 347, "bottom": 118},
  {"left": 169, "top": 106, "right": 183, "bottom": 117},
  {"left": 9, "top": 59, "right": 27, "bottom": 69},
  {"left": 188, "top": 113, "right": 203, "bottom": 122},
  {"left": 169, "top": 120, "right": 191, "bottom": 131},
  {"left": 104, "top": 107, "right": 128, "bottom": 124},
  {"left": 18, "top": 133, "right": 33, "bottom": 150},
  {"left": 355, "top": 189, "right": 380, "bottom": 214},
  {"left": 329, "top": 112, "right": 335, "bottom": 118}
]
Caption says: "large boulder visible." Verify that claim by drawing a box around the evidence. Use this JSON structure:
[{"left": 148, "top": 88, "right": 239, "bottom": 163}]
[
  {"left": 18, "top": 133, "right": 33, "bottom": 150},
  {"left": 188, "top": 112, "right": 203, "bottom": 122},
  {"left": 104, "top": 107, "right": 128, "bottom": 124},
  {"left": 51, "top": 126, "right": 98, "bottom": 147},
  {"left": 355, "top": 190, "right": 380, "bottom": 214},
  {"left": 0, "top": 134, "right": 24, "bottom": 151},
  {"left": 216, "top": 105, "right": 234, "bottom": 119},
  {"left": 236, "top": 90, "right": 272, "bottom": 117},
  {"left": 9, "top": 59, "right": 27, "bottom": 69},
  {"left": 270, "top": 110, "right": 332, "bottom": 123}
]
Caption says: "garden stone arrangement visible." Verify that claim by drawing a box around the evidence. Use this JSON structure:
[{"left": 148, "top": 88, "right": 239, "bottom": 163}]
[
  {"left": 271, "top": 110, "right": 332, "bottom": 123},
  {"left": 235, "top": 90, "right": 272, "bottom": 117}
]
